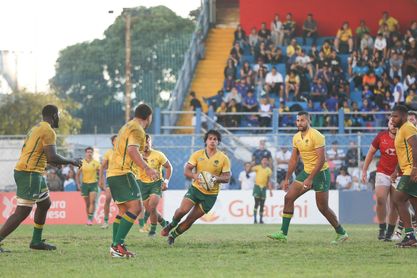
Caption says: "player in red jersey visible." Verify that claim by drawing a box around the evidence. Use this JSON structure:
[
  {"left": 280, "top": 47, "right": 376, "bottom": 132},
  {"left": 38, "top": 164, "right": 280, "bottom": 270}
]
[{"left": 362, "top": 119, "right": 399, "bottom": 241}]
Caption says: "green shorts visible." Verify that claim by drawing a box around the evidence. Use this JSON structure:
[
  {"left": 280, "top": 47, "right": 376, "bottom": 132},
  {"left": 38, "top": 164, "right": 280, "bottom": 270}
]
[
  {"left": 253, "top": 185, "right": 267, "bottom": 199},
  {"left": 184, "top": 185, "right": 217, "bottom": 214},
  {"left": 295, "top": 168, "right": 331, "bottom": 192},
  {"left": 397, "top": 175, "right": 417, "bottom": 197},
  {"left": 14, "top": 170, "right": 49, "bottom": 202},
  {"left": 107, "top": 173, "right": 142, "bottom": 204},
  {"left": 81, "top": 182, "right": 98, "bottom": 197},
  {"left": 138, "top": 180, "right": 162, "bottom": 201}
]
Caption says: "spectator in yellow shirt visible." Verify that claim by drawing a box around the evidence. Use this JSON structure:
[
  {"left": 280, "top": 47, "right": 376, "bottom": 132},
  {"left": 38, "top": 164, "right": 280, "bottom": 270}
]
[
  {"left": 334, "top": 22, "right": 353, "bottom": 53},
  {"left": 379, "top": 11, "right": 399, "bottom": 33}
]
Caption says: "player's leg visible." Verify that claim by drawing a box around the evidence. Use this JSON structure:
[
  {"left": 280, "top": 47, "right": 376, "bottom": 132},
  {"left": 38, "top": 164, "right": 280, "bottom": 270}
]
[
  {"left": 0, "top": 205, "right": 32, "bottom": 246},
  {"left": 29, "top": 196, "right": 56, "bottom": 250},
  {"left": 259, "top": 187, "right": 267, "bottom": 224},
  {"left": 161, "top": 197, "right": 195, "bottom": 236},
  {"left": 385, "top": 185, "right": 399, "bottom": 240},
  {"left": 101, "top": 187, "right": 112, "bottom": 228},
  {"left": 375, "top": 174, "right": 390, "bottom": 239},
  {"left": 87, "top": 190, "right": 97, "bottom": 225},
  {"left": 147, "top": 194, "right": 161, "bottom": 236},
  {"left": 253, "top": 197, "right": 260, "bottom": 224},
  {"left": 168, "top": 205, "right": 205, "bottom": 245}
]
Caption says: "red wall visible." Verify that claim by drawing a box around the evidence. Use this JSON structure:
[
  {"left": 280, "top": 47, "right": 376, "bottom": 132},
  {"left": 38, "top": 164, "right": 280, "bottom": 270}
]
[{"left": 240, "top": 0, "right": 416, "bottom": 36}]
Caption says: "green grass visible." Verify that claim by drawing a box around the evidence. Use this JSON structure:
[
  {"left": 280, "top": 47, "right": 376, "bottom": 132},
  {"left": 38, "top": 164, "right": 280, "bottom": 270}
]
[{"left": 1, "top": 224, "right": 417, "bottom": 277}]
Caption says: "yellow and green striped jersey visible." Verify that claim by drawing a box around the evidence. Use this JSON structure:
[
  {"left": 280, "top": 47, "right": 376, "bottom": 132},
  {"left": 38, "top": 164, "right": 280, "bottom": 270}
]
[
  {"left": 137, "top": 149, "right": 168, "bottom": 183},
  {"left": 395, "top": 121, "right": 417, "bottom": 175},
  {"left": 80, "top": 159, "right": 100, "bottom": 183}
]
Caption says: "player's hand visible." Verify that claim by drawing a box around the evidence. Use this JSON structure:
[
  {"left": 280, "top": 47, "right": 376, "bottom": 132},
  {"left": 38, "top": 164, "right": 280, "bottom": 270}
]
[
  {"left": 411, "top": 168, "right": 417, "bottom": 182},
  {"left": 162, "top": 182, "right": 168, "bottom": 191},
  {"left": 98, "top": 178, "right": 105, "bottom": 190},
  {"left": 303, "top": 177, "right": 313, "bottom": 190},
  {"left": 72, "top": 158, "right": 83, "bottom": 168},
  {"left": 390, "top": 171, "right": 398, "bottom": 183},
  {"left": 361, "top": 170, "right": 367, "bottom": 184},
  {"left": 281, "top": 179, "right": 289, "bottom": 192},
  {"left": 145, "top": 167, "right": 159, "bottom": 181}
]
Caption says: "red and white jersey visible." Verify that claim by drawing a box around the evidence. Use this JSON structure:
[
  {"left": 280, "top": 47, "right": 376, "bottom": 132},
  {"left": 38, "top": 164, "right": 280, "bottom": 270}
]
[{"left": 371, "top": 130, "right": 398, "bottom": 176}]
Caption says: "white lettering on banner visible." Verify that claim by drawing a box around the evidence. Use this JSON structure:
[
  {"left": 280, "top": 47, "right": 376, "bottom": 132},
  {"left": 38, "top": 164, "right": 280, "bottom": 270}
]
[{"left": 163, "top": 190, "right": 339, "bottom": 224}]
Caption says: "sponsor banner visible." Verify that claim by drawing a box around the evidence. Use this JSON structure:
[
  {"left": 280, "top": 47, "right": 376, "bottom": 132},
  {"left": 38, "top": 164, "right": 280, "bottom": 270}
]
[
  {"left": 0, "top": 192, "right": 165, "bottom": 225},
  {"left": 162, "top": 190, "right": 339, "bottom": 224}
]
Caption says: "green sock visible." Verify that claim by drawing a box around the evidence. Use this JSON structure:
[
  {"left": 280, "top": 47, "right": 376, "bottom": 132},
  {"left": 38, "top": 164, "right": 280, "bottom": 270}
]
[
  {"left": 112, "top": 215, "right": 122, "bottom": 244},
  {"left": 405, "top": 227, "right": 414, "bottom": 234},
  {"left": 254, "top": 209, "right": 257, "bottom": 221},
  {"left": 139, "top": 218, "right": 145, "bottom": 228},
  {"left": 31, "top": 223, "right": 44, "bottom": 243},
  {"left": 150, "top": 224, "right": 157, "bottom": 233},
  {"left": 88, "top": 213, "right": 93, "bottom": 221},
  {"left": 114, "top": 212, "right": 137, "bottom": 245},
  {"left": 104, "top": 216, "right": 109, "bottom": 224},
  {"left": 335, "top": 225, "right": 346, "bottom": 235},
  {"left": 170, "top": 218, "right": 180, "bottom": 228},
  {"left": 0, "top": 236, "right": 4, "bottom": 242},
  {"left": 157, "top": 214, "right": 168, "bottom": 227},
  {"left": 144, "top": 211, "right": 150, "bottom": 223},
  {"left": 281, "top": 212, "right": 293, "bottom": 235},
  {"left": 170, "top": 227, "right": 183, "bottom": 239}
]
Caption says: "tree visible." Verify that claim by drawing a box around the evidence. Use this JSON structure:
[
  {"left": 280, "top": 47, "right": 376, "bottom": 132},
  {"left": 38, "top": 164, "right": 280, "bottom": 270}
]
[
  {"left": 51, "top": 6, "right": 195, "bottom": 133},
  {"left": 0, "top": 90, "right": 81, "bottom": 135}
]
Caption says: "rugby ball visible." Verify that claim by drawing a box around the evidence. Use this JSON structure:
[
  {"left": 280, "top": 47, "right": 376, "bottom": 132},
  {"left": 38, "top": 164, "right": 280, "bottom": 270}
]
[{"left": 198, "top": 171, "right": 216, "bottom": 191}]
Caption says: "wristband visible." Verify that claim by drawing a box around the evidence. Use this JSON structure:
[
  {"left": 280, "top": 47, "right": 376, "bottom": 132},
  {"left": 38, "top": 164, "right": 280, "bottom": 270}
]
[{"left": 164, "top": 179, "right": 170, "bottom": 187}]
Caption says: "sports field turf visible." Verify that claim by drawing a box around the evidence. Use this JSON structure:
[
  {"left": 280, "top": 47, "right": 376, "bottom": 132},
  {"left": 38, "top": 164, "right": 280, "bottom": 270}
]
[{"left": 1, "top": 224, "right": 417, "bottom": 277}]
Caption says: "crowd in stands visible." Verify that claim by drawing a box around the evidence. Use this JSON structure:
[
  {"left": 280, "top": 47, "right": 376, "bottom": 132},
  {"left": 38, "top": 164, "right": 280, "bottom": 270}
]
[
  {"left": 203, "top": 11, "right": 417, "bottom": 131},
  {"left": 45, "top": 165, "right": 78, "bottom": 192}
]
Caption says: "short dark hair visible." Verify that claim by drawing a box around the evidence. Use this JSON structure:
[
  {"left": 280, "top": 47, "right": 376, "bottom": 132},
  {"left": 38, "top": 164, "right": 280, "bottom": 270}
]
[
  {"left": 408, "top": 110, "right": 417, "bottom": 117},
  {"left": 190, "top": 91, "right": 196, "bottom": 97},
  {"left": 110, "top": 135, "right": 117, "bottom": 142},
  {"left": 393, "top": 105, "right": 408, "bottom": 114},
  {"left": 85, "top": 146, "right": 94, "bottom": 152},
  {"left": 42, "top": 104, "right": 58, "bottom": 118},
  {"left": 134, "top": 103, "right": 153, "bottom": 120},
  {"left": 204, "top": 129, "right": 221, "bottom": 144},
  {"left": 297, "top": 111, "right": 309, "bottom": 117}
]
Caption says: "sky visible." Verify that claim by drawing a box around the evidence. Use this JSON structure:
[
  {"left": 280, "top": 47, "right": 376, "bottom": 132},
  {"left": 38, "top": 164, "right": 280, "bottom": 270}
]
[{"left": 0, "top": 0, "right": 200, "bottom": 92}]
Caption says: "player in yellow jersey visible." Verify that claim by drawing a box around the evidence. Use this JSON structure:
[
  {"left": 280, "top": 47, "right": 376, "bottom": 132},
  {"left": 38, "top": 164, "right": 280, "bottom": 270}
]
[
  {"left": 76, "top": 147, "right": 100, "bottom": 226},
  {"left": 390, "top": 105, "right": 417, "bottom": 247},
  {"left": 107, "top": 104, "right": 158, "bottom": 258},
  {"left": 268, "top": 111, "right": 348, "bottom": 243},
  {"left": 161, "top": 130, "right": 231, "bottom": 246},
  {"left": 137, "top": 135, "right": 172, "bottom": 236},
  {"left": 252, "top": 157, "right": 273, "bottom": 224},
  {"left": 0, "top": 105, "right": 82, "bottom": 253},
  {"left": 98, "top": 135, "right": 117, "bottom": 229}
]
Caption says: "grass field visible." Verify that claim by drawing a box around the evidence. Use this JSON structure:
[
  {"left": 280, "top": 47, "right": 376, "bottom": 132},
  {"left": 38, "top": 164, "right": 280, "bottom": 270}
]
[{"left": 1, "top": 224, "right": 417, "bottom": 277}]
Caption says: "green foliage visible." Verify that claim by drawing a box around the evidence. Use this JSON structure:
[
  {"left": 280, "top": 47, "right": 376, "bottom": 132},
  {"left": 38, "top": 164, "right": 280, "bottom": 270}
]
[
  {"left": 0, "top": 90, "right": 81, "bottom": 135},
  {"left": 51, "top": 6, "right": 194, "bottom": 133},
  {"left": 1, "top": 224, "right": 416, "bottom": 277}
]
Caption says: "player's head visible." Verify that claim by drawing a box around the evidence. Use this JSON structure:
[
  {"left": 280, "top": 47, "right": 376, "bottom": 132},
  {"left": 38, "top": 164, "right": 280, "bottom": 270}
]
[
  {"left": 390, "top": 105, "right": 408, "bottom": 128},
  {"left": 388, "top": 118, "right": 397, "bottom": 135},
  {"left": 134, "top": 103, "right": 153, "bottom": 129},
  {"left": 110, "top": 135, "right": 117, "bottom": 146},
  {"left": 296, "top": 111, "right": 310, "bottom": 132},
  {"left": 408, "top": 110, "right": 417, "bottom": 126},
  {"left": 144, "top": 134, "right": 152, "bottom": 152},
  {"left": 42, "top": 104, "right": 59, "bottom": 128},
  {"left": 261, "top": 156, "right": 269, "bottom": 167},
  {"left": 204, "top": 129, "right": 221, "bottom": 149},
  {"left": 84, "top": 146, "right": 94, "bottom": 159}
]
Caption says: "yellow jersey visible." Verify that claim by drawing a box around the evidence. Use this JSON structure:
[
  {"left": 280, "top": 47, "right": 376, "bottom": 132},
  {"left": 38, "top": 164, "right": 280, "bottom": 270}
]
[
  {"left": 103, "top": 149, "right": 113, "bottom": 162},
  {"left": 188, "top": 149, "right": 231, "bottom": 195},
  {"left": 137, "top": 149, "right": 168, "bottom": 183},
  {"left": 293, "top": 127, "right": 329, "bottom": 174},
  {"left": 379, "top": 17, "right": 398, "bottom": 32},
  {"left": 336, "top": 28, "right": 352, "bottom": 42},
  {"left": 80, "top": 159, "right": 100, "bottom": 183},
  {"left": 395, "top": 121, "right": 417, "bottom": 175},
  {"left": 15, "top": 121, "right": 56, "bottom": 173},
  {"left": 252, "top": 165, "right": 272, "bottom": 188},
  {"left": 107, "top": 119, "right": 146, "bottom": 177}
]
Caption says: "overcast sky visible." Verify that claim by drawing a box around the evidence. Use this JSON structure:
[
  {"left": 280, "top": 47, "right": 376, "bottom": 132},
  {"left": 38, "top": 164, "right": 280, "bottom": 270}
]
[{"left": 0, "top": 0, "right": 200, "bottom": 91}]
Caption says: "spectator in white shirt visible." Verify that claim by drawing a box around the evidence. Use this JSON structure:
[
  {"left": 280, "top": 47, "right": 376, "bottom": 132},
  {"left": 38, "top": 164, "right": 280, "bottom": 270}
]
[
  {"left": 271, "top": 14, "right": 284, "bottom": 47},
  {"left": 264, "top": 67, "right": 284, "bottom": 96},
  {"left": 294, "top": 49, "right": 313, "bottom": 77},
  {"left": 326, "top": 141, "right": 345, "bottom": 170},
  {"left": 239, "top": 162, "right": 256, "bottom": 190},
  {"left": 275, "top": 146, "right": 291, "bottom": 186},
  {"left": 392, "top": 75, "right": 405, "bottom": 104},
  {"left": 336, "top": 167, "right": 352, "bottom": 190},
  {"left": 374, "top": 33, "right": 387, "bottom": 59}
]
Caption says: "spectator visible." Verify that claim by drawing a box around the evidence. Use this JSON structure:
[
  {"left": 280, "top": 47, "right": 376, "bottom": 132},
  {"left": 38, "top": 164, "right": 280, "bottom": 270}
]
[
  {"left": 47, "top": 168, "right": 63, "bottom": 191},
  {"left": 355, "top": 20, "right": 371, "bottom": 47},
  {"left": 345, "top": 141, "right": 361, "bottom": 174},
  {"left": 249, "top": 27, "right": 259, "bottom": 54},
  {"left": 295, "top": 49, "right": 313, "bottom": 77},
  {"left": 242, "top": 90, "right": 258, "bottom": 113},
  {"left": 362, "top": 84, "right": 373, "bottom": 100},
  {"left": 282, "top": 13, "right": 296, "bottom": 45},
  {"left": 334, "top": 22, "right": 353, "bottom": 53},
  {"left": 392, "top": 75, "right": 405, "bottom": 105},
  {"left": 348, "top": 50, "right": 359, "bottom": 76},
  {"left": 404, "top": 38, "right": 417, "bottom": 73},
  {"left": 286, "top": 38, "right": 301, "bottom": 58},
  {"left": 63, "top": 169, "right": 77, "bottom": 192},
  {"left": 405, "top": 89, "right": 417, "bottom": 108},
  {"left": 389, "top": 51, "right": 403, "bottom": 79},
  {"left": 362, "top": 71, "right": 377, "bottom": 90},
  {"left": 258, "top": 22, "right": 271, "bottom": 43},
  {"left": 226, "top": 99, "right": 240, "bottom": 128},
  {"left": 373, "top": 80, "right": 387, "bottom": 109},
  {"left": 189, "top": 91, "right": 202, "bottom": 111},
  {"left": 230, "top": 42, "right": 244, "bottom": 64},
  {"left": 327, "top": 141, "right": 346, "bottom": 170},
  {"left": 265, "top": 66, "right": 284, "bottom": 96},
  {"left": 204, "top": 90, "right": 224, "bottom": 110},
  {"left": 285, "top": 70, "right": 300, "bottom": 100},
  {"left": 335, "top": 167, "right": 352, "bottom": 190},
  {"left": 352, "top": 59, "right": 369, "bottom": 89},
  {"left": 321, "top": 40, "right": 333, "bottom": 58},
  {"left": 374, "top": 33, "right": 387, "bottom": 60},
  {"left": 240, "top": 61, "right": 253, "bottom": 81},
  {"left": 258, "top": 97, "right": 272, "bottom": 130},
  {"left": 271, "top": 14, "right": 284, "bottom": 47},
  {"left": 275, "top": 146, "right": 291, "bottom": 186},
  {"left": 223, "top": 75, "right": 236, "bottom": 92},
  {"left": 302, "top": 13, "right": 318, "bottom": 45},
  {"left": 215, "top": 101, "right": 227, "bottom": 126},
  {"left": 310, "top": 78, "right": 328, "bottom": 102},
  {"left": 270, "top": 47, "right": 285, "bottom": 64},
  {"left": 224, "top": 87, "right": 242, "bottom": 105},
  {"left": 360, "top": 32, "right": 374, "bottom": 52},
  {"left": 252, "top": 139, "right": 273, "bottom": 166},
  {"left": 378, "top": 11, "right": 399, "bottom": 34},
  {"left": 239, "top": 162, "right": 256, "bottom": 190},
  {"left": 255, "top": 41, "right": 271, "bottom": 63},
  {"left": 234, "top": 24, "right": 247, "bottom": 47},
  {"left": 224, "top": 58, "right": 237, "bottom": 80},
  {"left": 361, "top": 98, "right": 375, "bottom": 123}
]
